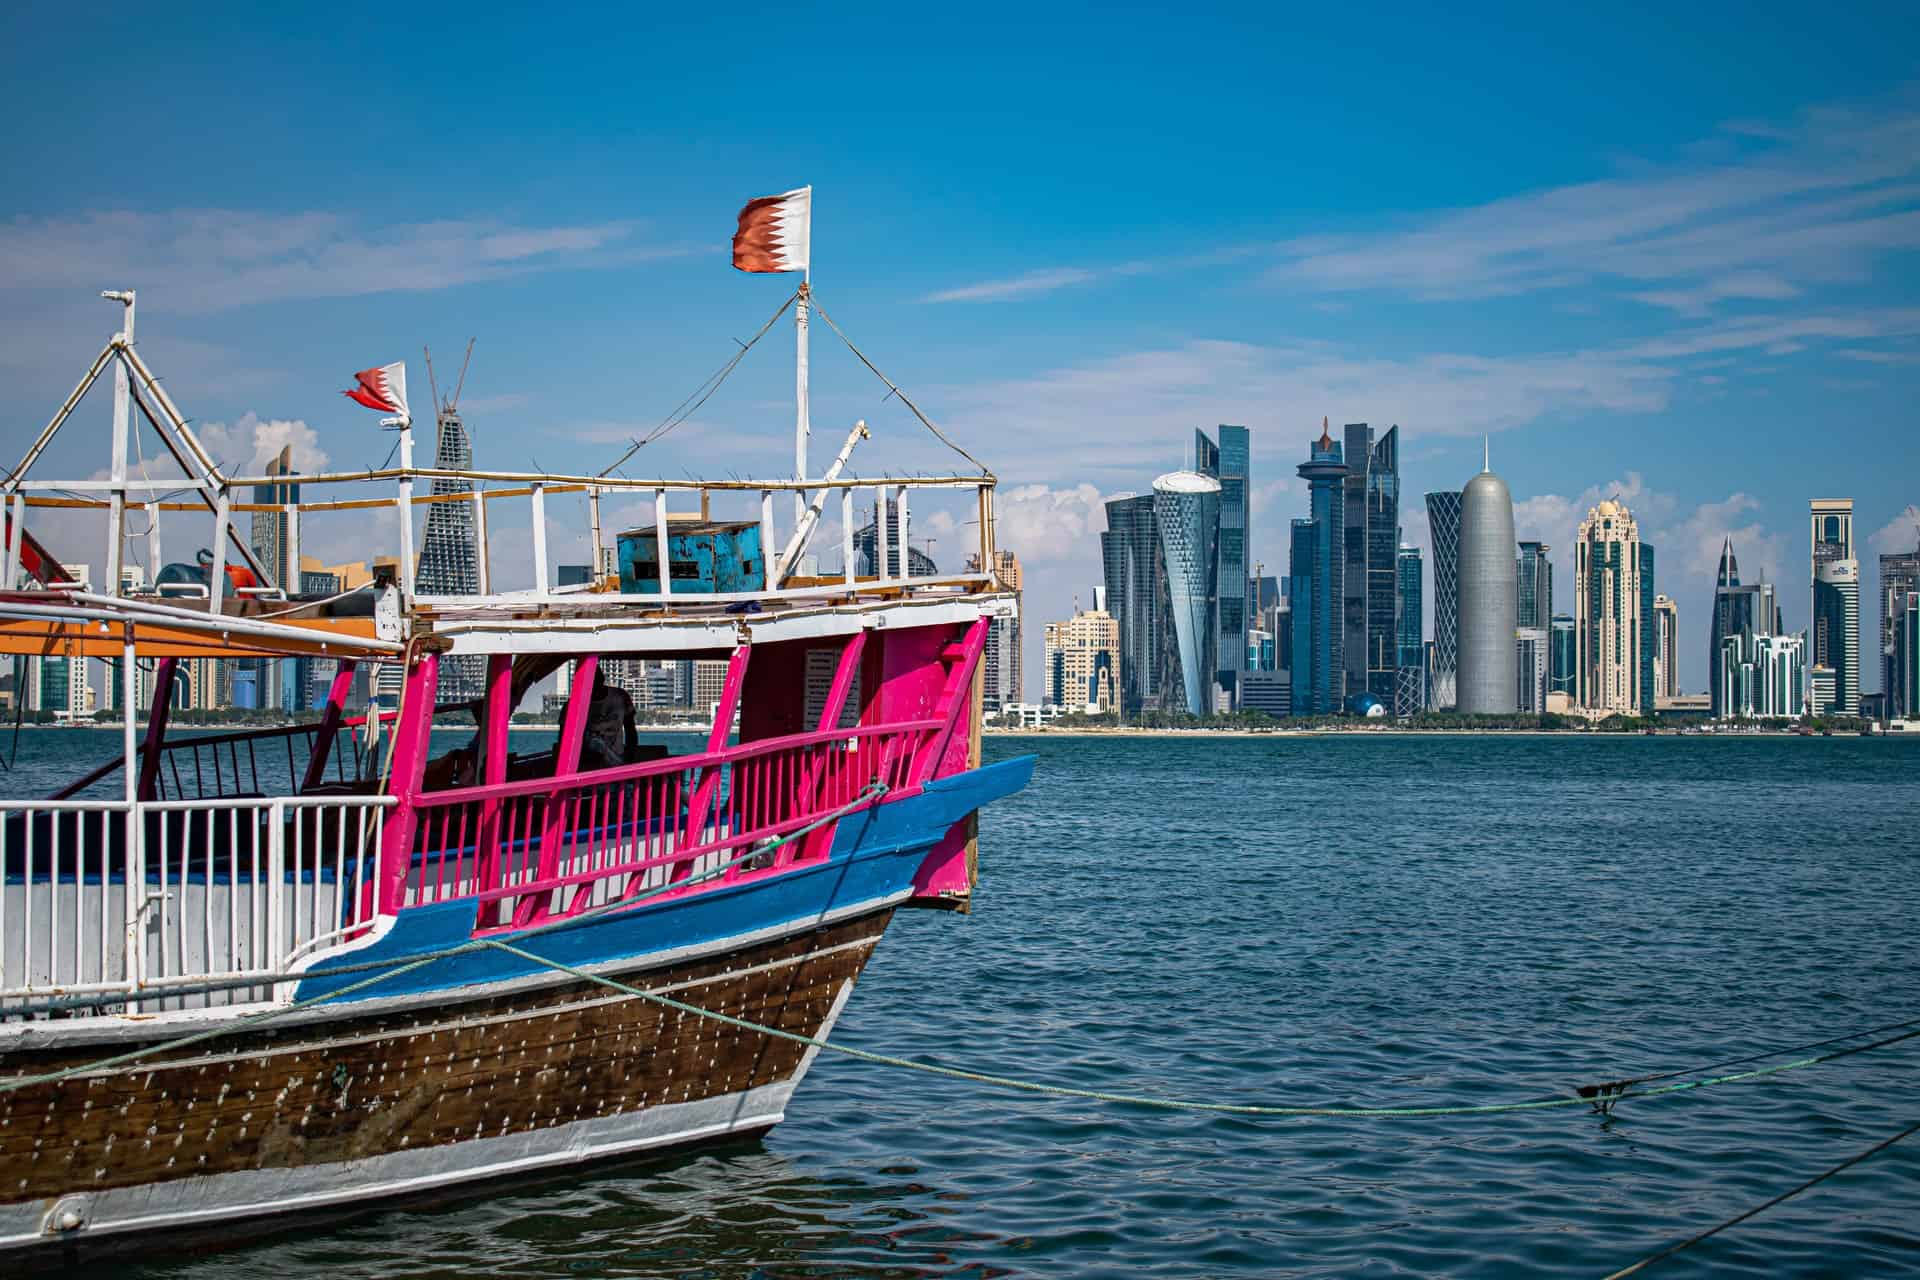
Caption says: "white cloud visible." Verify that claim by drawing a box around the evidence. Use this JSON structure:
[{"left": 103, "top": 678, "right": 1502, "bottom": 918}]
[
  {"left": 1869, "top": 512, "right": 1920, "bottom": 556},
  {"left": 196, "top": 413, "right": 331, "bottom": 477},
  {"left": 1265, "top": 106, "right": 1920, "bottom": 304},
  {"left": 992, "top": 483, "right": 1109, "bottom": 563},
  {"left": 923, "top": 268, "right": 1099, "bottom": 304},
  {"left": 942, "top": 339, "right": 1674, "bottom": 491},
  {"left": 0, "top": 210, "right": 668, "bottom": 313}
]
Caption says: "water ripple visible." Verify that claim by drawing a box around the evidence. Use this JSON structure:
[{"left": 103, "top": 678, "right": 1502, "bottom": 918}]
[{"left": 36, "top": 732, "right": 1920, "bottom": 1277}]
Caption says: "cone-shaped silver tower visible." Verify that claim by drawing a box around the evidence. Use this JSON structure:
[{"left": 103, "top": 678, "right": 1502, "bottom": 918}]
[{"left": 1457, "top": 451, "right": 1517, "bottom": 714}]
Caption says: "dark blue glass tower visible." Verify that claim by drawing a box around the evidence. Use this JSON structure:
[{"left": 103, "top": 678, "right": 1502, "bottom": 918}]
[{"left": 1292, "top": 422, "right": 1346, "bottom": 716}]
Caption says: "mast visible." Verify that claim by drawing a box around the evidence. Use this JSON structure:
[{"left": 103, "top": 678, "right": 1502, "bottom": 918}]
[{"left": 103, "top": 290, "right": 135, "bottom": 595}]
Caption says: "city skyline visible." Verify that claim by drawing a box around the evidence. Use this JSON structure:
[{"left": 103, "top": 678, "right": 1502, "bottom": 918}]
[{"left": 4, "top": 12, "right": 1918, "bottom": 698}]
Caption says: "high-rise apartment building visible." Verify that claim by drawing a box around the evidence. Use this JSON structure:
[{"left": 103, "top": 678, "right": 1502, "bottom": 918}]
[
  {"left": 1574, "top": 499, "right": 1653, "bottom": 716},
  {"left": 1424, "top": 491, "right": 1462, "bottom": 710},
  {"left": 1196, "top": 425, "right": 1250, "bottom": 707},
  {"left": 1395, "top": 543, "right": 1424, "bottom": 716},
  {"left": 1101, "top": 494, "right": 1167, "bottom": 715},
  {"left": 1878, "top": 546, "right": 1920, "bottom": 719},
  {"left": 1292, "top": 423, "right": 1346, "bottom": 716},
  {"left": 1653, "top": 594, "right": 1679, "bottom": 700},
  {"left": 1154, "top": 471, "right": 1222, "bottom": 716},
  {"left": 1719, "top": 629, "right": 1807, "bottom": 720},
  {"left": 1457, "top": 459, "right": 1517, "bottom": 714},
  {"left": 966, "top": 550, "right": 1023, "bottom": 712},
  {"left": 1043, "top": 597, "right": 1120, "bottom": 712},
  {"left": 1810, "top": 498, "right": 1859, "bottom": 716},
  {"left": 1516, "top": 541, "right": 1553, "bottom": 631}
]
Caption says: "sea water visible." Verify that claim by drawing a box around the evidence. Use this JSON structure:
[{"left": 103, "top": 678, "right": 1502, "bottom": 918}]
[{"left": 13, "top": 729, "right": 1920, "bottom": 1277}]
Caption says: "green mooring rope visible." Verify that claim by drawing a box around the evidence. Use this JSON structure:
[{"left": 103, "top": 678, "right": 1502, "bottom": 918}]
[{"left": 482, "top": 938, "right": 1920, "bottom": 1121}]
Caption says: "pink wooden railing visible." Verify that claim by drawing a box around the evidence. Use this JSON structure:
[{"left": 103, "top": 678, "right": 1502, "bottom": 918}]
[{"left": 401, "top": 719, "right": 938, "bottom": 931}]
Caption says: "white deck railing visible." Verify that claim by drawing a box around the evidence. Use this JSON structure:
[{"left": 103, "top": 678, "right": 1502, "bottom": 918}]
[{"left": 0, "top": 795, "right": 392, "bottom": 1016}]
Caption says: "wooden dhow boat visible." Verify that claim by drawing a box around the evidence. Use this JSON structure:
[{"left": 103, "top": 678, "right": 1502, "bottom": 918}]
[{"left": 0, "top": 197, "right": 1031, "bottom": 1258}]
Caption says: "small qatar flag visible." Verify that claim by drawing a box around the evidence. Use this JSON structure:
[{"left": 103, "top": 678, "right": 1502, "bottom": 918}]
[
  {"left": 732, "top": 186, "right": 811, "bottom": 274},
  {"left": 342, "top": 361, "right": 409, "bottom": 421}
]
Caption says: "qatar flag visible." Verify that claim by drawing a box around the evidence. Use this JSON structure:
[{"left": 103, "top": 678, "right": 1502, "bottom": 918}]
[
  {"left": 731, "top": 186, "right": 811, "bottom": 274},
  {"left": 342, "top": 362, "right": 409, "bottom": 420}
]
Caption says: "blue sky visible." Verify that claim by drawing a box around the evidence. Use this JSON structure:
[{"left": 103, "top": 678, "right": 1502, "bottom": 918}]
[{"left": 3, "top": 4, "right": 1917, "bottom": 693}]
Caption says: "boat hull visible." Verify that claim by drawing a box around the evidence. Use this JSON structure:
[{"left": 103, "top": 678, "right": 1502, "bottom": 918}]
[{"left": 0, "top": 906, "right": 891, "bottom": 1256}]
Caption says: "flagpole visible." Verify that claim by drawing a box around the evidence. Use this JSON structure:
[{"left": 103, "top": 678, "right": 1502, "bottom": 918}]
[{"left": 795, "top": 271, "right": 810, "bottom": 532}]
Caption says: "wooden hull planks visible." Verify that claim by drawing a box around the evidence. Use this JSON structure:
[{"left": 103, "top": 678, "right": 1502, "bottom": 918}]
[{"left": 0, "top": 909, "right": 892, "bottom": 1250}]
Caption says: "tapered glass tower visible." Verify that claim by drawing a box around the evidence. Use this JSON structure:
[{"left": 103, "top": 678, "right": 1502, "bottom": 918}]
[{"left": 1154, "top": 471, "right": 1222, "bottom": 716}]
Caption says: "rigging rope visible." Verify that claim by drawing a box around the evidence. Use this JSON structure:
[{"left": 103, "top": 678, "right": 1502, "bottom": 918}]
[
  {"left": 807, "top": 295, "right": 993, "bottom": 477},
  {"left": 1599, "top": 1118, "right": 1920, "bottom": 1279},
  {"left": 598, "top": 289, "right": 798, "bottom": 476}
]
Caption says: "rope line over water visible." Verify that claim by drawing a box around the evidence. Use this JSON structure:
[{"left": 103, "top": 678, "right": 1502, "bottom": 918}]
[
  {"left": 6, "top": 788, "right": 1918, "bottom": 1128},
  {"left": 479, "top": 941, "right": 1920, "bottom": 1121},
  {"left": 1599, "top": 1118, "right": 1920, "bottom": 1279}
]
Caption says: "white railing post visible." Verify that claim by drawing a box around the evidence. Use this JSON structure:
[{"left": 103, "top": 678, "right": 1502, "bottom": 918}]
[
  {"left": 268, "top": 798, "right": 287, "bottom": 973},
  {"left": 209, "top": 487, "right": 231, "bottom": 612},
  {"left": 876, "top": 485, "right": 891, "bottom": 584},
  {"left": 760, "top": 489, "right": 774, "bottom": 587},
  {"left": 896, "top": 487, "right": 911, "bottom": 582},
  {"left": 3, "top": 491, "right": 22, "bottom": 587},
  {"left": 653, "top": 488, "right": 672, "bottom": 600},
  {"left": 121, "top": 633, "right": 142, "bottom": 998},
  {"left": 841, "top": 487, "right": 854, "bottom": 586},
  {"left": 530, "top": 482, "right": 549, "bottom": 596},
  {"left": 473, "top": 490, "right": 491, "bottom": 594},
  {"left": 285, "top": 501, "right": 300, "bottom": 591},
  {"left": 145, "top": 501, "right": 162, "bottom": 583}
]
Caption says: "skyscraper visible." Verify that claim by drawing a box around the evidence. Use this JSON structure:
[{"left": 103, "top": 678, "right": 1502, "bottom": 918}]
[
  {"left": 1574, "top": 498, "right": 1653, "bottom": 716},
  {"left": 1878, "top": 544, "right": 1920, "bottom": 718},
  {"left": 1154, "top": 471, "right": 1222, "bottom": 716},
  {"left": 1395, "top": 542, "right": 1424, "bottom": 716},
  {"left": 1550, "top": 614, "right": 1576, "bottom": 697},
  {"left": 1292, "top": 423, "right": 1346, "bottom": 716},
  {"left": 1457, "top": 455, "right": 1517, "bottom": 715},
  {"left": 416, "top": 405, "right": 484, "bottom": 701},
  {"left": 1424, "top": 490, "right": 1462, "bottom": 710},
  {"left": 1340, "top": 424, "right": 1400, "bottom": 705},
  {"left": 1810, "top": 499, "right": 1859, "bottom": 716},
  {"left": 1515, "top": 628, "right": 1550, "bottom": 713},
  {"left": 1196, "top": 425, "right": 1250, "bottom": 707},
  {"left": 251, "top": 445, "right": 298, "bottom": 589},
  {"left": 857, "top": 502, "right": 938, "bottom": 578},
  {"left": 1640, "top": 543, "right": 1658, "bottom": 715},
  {"left": 1654, "top": 593, "right": 1679, "bottom": 700},
  {"left": 1710, "top": 537, "right": 1745, "bottom": 718},
  {"left": 1894, "top": 591, "right": 1920, "bottom": 720},
  {"left": 1102, "top": 493, "right": 1166, "bottom": 715},
  {"left": 1516, "top": 540, "right": 1553, "bottom": 631}
]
